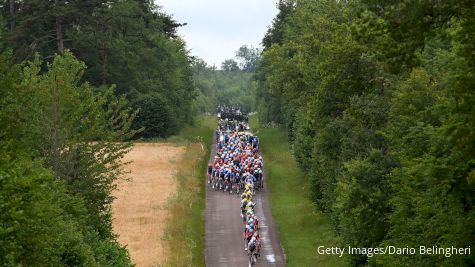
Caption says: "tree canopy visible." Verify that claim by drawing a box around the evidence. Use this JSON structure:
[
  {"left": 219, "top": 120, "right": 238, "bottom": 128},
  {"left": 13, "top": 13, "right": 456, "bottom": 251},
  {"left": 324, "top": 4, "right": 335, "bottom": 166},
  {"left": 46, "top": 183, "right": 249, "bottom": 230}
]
[
  {"left": 256, "top": 0, "right": 475, "bottom": 266},
  {"left": 1, "top": 0, "right": 195, "bottom": 138}
]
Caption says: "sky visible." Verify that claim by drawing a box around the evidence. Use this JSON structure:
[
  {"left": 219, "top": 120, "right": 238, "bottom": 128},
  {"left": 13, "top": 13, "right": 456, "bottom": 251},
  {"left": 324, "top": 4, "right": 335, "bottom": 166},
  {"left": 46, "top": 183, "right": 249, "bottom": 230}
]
[{"left": 156, "top": 0, "right": 279, "bottom": 67}]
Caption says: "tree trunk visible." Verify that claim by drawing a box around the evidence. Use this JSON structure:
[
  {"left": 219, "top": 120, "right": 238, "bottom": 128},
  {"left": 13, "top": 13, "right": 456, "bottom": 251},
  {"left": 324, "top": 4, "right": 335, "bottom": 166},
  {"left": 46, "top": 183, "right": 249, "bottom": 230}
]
[
  {"left": 9, "top": 0, "right": 15, "bottom": 32},
  {"left": 56, "top": 18, "right": 64, "bottom": 54},
  {"left": 55, "top": 0, "right": 64, "bottom": 54},
  {"left": 101, "top": 22, "right": 107, "bottom": 85}
]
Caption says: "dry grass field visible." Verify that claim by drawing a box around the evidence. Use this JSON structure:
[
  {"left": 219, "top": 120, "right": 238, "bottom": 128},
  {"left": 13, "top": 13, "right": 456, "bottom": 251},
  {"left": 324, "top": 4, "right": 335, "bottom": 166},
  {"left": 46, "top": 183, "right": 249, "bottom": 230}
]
[{"left": 112, "top": 143, "right": 185, "bottom": 267}]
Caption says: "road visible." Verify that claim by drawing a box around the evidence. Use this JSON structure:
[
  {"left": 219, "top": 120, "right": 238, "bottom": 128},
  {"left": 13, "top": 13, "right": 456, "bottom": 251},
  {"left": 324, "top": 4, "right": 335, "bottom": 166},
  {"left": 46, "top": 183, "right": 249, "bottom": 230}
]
[{"left": 205, "top": 139, "right": 286, "bottom": 267}]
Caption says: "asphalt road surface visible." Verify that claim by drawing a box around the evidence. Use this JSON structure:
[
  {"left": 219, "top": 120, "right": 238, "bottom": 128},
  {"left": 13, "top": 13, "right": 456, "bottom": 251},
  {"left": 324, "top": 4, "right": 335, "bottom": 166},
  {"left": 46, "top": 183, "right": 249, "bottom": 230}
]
[{"left": 205, "top": 139, "right": 285, "bottom": 267}]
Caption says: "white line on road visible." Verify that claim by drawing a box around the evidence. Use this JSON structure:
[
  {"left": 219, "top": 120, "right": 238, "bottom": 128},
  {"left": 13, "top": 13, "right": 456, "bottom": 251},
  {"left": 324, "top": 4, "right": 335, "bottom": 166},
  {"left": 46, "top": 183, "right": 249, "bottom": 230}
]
[
  {"left": 256, "top": 194, "right": 277, "bottom": 266},
  {"left": 266, "top": 254, "right": 276, "bottom": 263}
]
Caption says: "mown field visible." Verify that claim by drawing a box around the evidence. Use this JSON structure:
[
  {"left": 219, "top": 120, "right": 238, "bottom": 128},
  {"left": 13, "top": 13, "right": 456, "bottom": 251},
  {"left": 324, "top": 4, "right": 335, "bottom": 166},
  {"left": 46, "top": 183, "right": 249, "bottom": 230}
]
[{"left": 251, "top": 116, "right": 347, "bottom": 267}]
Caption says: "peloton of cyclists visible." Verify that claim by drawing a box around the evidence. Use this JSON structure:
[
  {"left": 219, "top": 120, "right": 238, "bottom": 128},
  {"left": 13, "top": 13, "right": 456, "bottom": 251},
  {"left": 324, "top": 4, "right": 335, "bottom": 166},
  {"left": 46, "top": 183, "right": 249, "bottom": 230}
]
[
  {"left": 209, "top": 130, "right": 263, "bottom": 193},
  {"left": 210, "top": 106, "right": 263, "bottom": 265}
]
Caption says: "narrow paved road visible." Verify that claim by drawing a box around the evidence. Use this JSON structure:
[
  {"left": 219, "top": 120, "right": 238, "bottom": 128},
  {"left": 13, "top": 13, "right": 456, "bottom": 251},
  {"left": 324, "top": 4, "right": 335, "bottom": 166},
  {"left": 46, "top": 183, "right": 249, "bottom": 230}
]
[{"left": 205, "top": 138, "right": 285, "bottom": 267}]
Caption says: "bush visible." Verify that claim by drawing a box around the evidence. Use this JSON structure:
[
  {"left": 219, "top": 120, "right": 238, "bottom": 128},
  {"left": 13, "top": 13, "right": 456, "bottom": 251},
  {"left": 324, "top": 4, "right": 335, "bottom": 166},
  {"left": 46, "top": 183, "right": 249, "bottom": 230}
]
[{"left": 132, "top": 93, "right": 178, "bottom": 138}]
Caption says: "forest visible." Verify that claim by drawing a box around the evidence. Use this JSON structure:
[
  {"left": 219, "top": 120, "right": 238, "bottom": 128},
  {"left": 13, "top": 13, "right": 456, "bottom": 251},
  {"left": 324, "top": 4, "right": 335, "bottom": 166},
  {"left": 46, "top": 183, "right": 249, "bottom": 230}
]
[
  {"left": 256, "top": 0, "right": 474, "bottom": 266},
  {"left": 0, "top": 0, "right": 193, "bottom": 265}
]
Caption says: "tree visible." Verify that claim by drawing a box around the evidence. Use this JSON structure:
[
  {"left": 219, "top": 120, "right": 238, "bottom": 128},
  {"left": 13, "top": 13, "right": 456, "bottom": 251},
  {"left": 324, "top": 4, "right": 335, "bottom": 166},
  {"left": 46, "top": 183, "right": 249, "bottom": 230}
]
[
  {"left": 235, "top": 45, "right": 261, "bottom": 72},
  {"left": 221, "top": 58, "right": 239, "bottom": 72},
  {"left": 71, "top": 0, "right": 195, "bottom": 137},
  {"left": 375, "top": 47, "right": 475, "bottom": 267},
  {"left": 0, "top": 0, "right": 106, "bottom": 59},
  {"left": 0, "top": 51, "right": 135, "bottom": 266},
  {"left": 0, "top": 149, "right": 99, "bottom": 266},
  {"left": 132, "top": 93, "right": 176, "bottom": 138},
  {"left": 262, "top": 0, "right": 295, "bottom": 49},
  {"left": 1, "top": 0, "right": 196, "bottom": 138}
]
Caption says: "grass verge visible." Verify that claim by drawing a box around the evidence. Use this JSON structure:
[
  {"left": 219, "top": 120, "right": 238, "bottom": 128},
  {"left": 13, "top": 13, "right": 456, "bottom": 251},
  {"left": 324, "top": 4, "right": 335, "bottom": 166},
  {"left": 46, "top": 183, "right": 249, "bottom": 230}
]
[
  {"left": 251, "top": 116, "right": 347, "bottom": 267},
  {"left": 158, "top": 115, "right": 216, "bottom": 266}
]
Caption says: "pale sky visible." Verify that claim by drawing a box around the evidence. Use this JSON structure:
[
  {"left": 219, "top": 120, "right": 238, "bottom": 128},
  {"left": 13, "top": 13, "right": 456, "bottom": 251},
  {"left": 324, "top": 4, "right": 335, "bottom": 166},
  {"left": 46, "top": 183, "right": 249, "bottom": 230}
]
[{"left": 156, "top": 0, "right": 278, "bottom": 67}]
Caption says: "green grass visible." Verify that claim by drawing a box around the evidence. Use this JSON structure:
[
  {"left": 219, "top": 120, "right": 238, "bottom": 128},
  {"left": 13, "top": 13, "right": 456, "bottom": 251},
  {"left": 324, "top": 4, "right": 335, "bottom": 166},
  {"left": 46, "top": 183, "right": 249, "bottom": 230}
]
[
  {"left": 160, "top": 115, "right": 216, "bottom": 267},
  {"left": 251, "top": 116, "right": 347, "bottom": 267},
  {"left": 181, "top": 116, "right": 216, "bottom": 267}
]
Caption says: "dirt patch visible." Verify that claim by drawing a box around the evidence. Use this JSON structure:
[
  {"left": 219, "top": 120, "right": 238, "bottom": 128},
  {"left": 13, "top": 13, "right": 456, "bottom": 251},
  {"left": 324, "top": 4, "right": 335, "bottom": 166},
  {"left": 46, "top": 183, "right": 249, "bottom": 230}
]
[{"left": 112, "top": 143, "right": 185, "bottom": 267}]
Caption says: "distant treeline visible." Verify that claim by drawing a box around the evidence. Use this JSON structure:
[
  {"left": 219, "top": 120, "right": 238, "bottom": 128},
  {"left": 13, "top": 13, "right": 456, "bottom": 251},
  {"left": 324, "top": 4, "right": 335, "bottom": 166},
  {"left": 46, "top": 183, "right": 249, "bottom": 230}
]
[
  {"left": 0, "top": 0, "right": 196, "bottom": 265},
  {"left": 256, "top": 1, "right": 474, "bottom": 266},
  {"left": 193, "top": 45, "right": 259, "bottom": 114}
]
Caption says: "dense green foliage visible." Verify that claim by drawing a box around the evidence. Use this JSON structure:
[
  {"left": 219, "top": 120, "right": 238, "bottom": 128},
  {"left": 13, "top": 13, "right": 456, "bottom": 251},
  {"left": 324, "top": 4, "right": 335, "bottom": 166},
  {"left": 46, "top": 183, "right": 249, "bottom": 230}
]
[
  {"left": 234, "top": 45, "right": 261, "bottom": 73},
  {"left": 0, "top": 1, "right": 198, "bottom": 264},
  {"left": 1, "top": 0, "right": 194, "bottom": 138},
  {"left": 0, "top": 51, "right": 135, "bottom": 266},
  {"left": 256, "top": 0, "right": 474, "bottom": 266}
]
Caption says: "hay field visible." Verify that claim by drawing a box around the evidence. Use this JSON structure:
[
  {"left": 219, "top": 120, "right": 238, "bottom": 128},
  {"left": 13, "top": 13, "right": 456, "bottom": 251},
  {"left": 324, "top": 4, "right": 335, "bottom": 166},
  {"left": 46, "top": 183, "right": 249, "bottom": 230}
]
[{"left": 112, "top": 143, "right": 185, "bottom": 267}]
